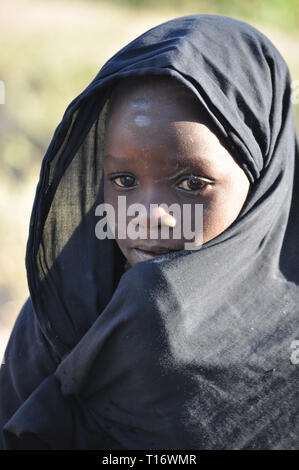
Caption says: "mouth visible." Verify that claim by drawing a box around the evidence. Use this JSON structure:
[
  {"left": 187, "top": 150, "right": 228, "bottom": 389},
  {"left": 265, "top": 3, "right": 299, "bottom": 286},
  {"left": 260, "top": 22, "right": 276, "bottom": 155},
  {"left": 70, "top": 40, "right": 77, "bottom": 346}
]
[{"left": 131, "top": 245, "right": 175, "bottom": 262}]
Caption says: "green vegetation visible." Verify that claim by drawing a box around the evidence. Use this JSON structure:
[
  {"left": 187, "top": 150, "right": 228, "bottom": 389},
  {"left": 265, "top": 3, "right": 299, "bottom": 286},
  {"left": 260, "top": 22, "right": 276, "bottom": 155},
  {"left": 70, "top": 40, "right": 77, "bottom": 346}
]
[{"left": 93, "top": 0, "right": 299, "bottom": 31}]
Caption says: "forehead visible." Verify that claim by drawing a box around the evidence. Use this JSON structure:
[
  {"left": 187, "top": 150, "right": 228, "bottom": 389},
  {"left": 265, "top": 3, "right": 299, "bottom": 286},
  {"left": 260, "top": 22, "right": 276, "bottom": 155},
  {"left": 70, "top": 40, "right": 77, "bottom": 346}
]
[{"left": 106, "top": 76, "right": 207, "bottom": 122}]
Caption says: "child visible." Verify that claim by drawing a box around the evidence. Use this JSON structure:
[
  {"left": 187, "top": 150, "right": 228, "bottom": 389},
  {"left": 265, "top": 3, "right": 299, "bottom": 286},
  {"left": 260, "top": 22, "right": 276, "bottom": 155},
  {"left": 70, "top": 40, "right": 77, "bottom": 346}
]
[
  {"left": 103, "top": 75, "right": 250, "bottom": 266},
  {"left": 0, "top": 14, "right": 298, "bottom": 450}
]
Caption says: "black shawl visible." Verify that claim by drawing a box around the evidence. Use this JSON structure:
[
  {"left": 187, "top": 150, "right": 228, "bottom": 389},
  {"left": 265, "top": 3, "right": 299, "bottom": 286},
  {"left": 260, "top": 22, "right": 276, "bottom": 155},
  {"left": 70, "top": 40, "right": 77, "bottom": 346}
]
[{"left": 0, "top": 14, "right": 298, "bottom": 450}]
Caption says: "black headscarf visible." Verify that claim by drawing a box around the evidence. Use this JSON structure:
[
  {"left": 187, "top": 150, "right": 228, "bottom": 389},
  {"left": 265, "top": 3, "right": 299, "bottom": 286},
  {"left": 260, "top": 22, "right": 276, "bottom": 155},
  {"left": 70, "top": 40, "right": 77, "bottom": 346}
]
[{"left": 0, "top": 14, "right": 298, "bottom": 450}]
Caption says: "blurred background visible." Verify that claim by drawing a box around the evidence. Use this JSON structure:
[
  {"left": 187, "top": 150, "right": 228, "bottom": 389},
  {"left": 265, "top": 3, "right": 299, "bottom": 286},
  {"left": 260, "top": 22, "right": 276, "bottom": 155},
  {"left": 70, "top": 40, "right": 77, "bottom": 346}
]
[{"left": 0, "top": 0, "right": 298, "bottom": 360}]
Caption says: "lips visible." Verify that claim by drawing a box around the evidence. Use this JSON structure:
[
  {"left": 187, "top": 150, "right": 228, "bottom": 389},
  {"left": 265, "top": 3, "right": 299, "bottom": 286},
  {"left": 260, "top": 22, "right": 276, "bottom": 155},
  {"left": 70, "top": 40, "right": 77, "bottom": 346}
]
[
  {"left": 132, "top": 249, "right": 168, "bottom": 263},
  {"left": 131, "top": 245, "right": 175, "bottom": 263},
  {"left": 133, "top": 244, "right": 174, "bottom": 254}
]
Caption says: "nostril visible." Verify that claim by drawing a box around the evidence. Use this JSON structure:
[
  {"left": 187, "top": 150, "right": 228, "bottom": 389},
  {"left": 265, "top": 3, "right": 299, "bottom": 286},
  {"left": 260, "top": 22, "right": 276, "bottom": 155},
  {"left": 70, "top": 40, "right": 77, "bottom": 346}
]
[{"left": 135, "top": 206, "right": 177, "bottom": 228}]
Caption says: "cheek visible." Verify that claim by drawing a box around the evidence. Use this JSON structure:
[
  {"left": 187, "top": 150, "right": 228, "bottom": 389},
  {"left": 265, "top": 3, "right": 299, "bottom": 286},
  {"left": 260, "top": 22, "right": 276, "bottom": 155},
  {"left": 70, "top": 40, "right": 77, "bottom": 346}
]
[
  {"left": 103, "top": 182, "right": 132, "bottom": 246},
  {"left": 202, "top": 179, "right": 250, "bottom": 243},
  {"left": 103, "top": 179, "right": 120, "bottom": 235},
  {"left": 103, "top": 179, "right": 115, "bottom": 206}
]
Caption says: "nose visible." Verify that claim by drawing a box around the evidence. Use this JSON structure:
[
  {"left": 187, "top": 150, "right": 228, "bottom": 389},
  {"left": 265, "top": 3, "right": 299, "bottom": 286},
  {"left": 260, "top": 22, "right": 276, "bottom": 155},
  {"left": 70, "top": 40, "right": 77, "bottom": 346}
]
[{"left": 131, "top": 204, "right": 177, "bottom": 229}]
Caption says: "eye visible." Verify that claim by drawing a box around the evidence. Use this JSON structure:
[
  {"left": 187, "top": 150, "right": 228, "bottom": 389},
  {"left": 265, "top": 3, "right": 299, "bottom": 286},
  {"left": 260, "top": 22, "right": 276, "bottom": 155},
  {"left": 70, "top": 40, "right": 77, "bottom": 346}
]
[
  {"left": 110, "top": 174, "right": 137, "bottom": 188},
  {"left": 177, "top": 176, "right": 211, "bottom": 192}
]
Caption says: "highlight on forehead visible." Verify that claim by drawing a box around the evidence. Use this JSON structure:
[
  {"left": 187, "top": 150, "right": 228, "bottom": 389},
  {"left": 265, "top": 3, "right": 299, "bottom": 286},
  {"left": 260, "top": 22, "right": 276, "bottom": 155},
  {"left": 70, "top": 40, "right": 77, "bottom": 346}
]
[
  {"left": 134, "top": 115, "right": 151, "bottom": 127},
  {"left": 130, "top": 99, "right": 150, "bottom": 111}
]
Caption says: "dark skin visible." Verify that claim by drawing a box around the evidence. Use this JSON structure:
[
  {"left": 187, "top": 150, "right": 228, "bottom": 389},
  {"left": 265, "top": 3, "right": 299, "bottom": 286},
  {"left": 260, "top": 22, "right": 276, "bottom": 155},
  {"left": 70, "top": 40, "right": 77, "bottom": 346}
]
[{"left": 103, "top": 77, "right": 250, "bottom": 267}]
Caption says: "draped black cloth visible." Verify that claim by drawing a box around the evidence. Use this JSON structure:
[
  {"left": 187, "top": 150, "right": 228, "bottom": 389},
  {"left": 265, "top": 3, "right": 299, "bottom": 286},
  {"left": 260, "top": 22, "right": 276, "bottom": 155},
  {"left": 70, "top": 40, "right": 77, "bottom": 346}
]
[{"left": 0, "top": 14, "right": 298, "bottom": 449}]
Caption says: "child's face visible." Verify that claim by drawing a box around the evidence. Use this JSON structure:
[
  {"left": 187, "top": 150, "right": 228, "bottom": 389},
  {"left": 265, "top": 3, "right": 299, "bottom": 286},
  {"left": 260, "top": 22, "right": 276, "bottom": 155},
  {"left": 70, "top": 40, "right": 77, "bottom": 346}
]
[{"left": 103, "top": 80, "right": 250, "bottom": 266}]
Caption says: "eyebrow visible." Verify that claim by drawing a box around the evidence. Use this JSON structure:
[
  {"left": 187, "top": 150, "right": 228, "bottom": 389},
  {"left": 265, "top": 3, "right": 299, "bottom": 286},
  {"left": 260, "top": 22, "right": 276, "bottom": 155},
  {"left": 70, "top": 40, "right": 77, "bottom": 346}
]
[
  {"left": 104, "top": 154, "right": 190, "bottom": 173},
  {"left": 104, "top": 154, "right": 215, "bottom": 182},
  {"left": 104, "top": 153, "right": 212, "bottom": 167}
]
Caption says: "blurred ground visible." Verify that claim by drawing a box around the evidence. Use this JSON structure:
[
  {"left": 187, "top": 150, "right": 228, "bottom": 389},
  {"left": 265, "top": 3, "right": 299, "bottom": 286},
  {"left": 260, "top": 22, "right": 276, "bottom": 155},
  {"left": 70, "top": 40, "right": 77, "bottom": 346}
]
[{"left": 0, "top": 0, "right": 298, "bottom": 361}]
